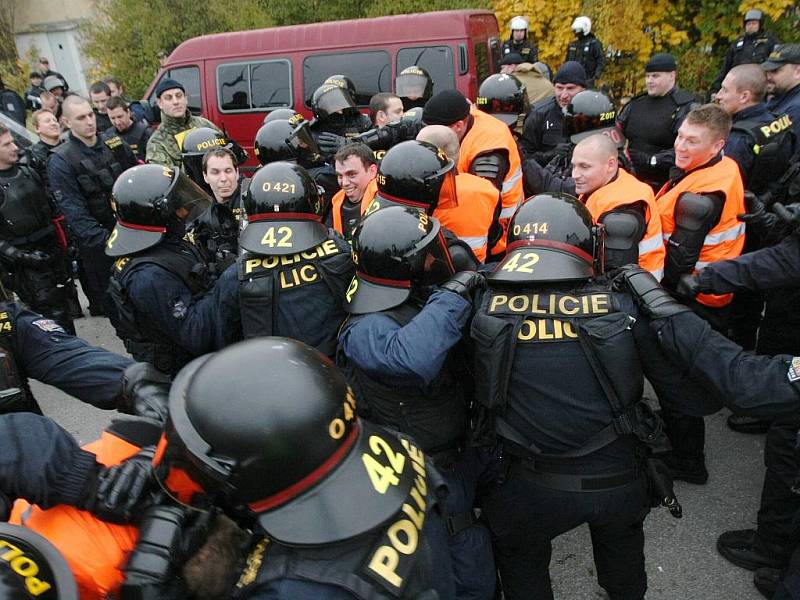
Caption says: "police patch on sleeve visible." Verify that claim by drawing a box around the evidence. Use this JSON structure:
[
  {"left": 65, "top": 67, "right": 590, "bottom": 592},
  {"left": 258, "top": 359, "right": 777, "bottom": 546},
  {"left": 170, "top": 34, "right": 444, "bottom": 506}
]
[
  {"left": 787, "top": 357, "right": 800, "bottom": 383},
  {"left": 32, "top": 318, "right": 65, "bottom": 333}
]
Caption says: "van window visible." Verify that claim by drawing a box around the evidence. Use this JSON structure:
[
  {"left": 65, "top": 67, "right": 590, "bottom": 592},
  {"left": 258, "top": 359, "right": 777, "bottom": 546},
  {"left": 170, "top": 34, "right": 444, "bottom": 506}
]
[
  {"left": 489, "top": 37, "right": 502, "bottom": 73},
  {"left": 474, "top": 43, "right": 490, "bottom": 87},
  {"left": 152, "top": 66, "right": 202, "bottom": 113},
  {"left": 218, "top": 60, "right": 292, "bottom": 112},
  {"left": 397, "top": 46, "right": 455, "bottom": 96},
  {"left": 303, "top": 51, "right": 391, "bottom": 107}
]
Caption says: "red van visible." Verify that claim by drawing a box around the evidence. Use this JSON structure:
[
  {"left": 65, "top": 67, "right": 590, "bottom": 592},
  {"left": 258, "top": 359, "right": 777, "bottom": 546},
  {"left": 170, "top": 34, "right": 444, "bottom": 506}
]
[{"left": 145, "top": 9, "right": 501, "bottom": 170}]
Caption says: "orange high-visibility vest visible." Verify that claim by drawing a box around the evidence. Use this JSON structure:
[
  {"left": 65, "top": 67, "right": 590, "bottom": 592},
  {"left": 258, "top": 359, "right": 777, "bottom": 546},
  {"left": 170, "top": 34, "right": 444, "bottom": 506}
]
[
  {"left": 11, "top": 431, "right": 141, "bottom": 600},
  {"left": 331, "top": 179, "right": 377, "bottom": 237},
  {"left": 656, "top": 156, "right": 745, "bottom": 308},
  {"left": 580, "top": 168, "right": 666, "bottom": 279},
  {"left": 434, "top": 172, "right": 500, "bottom": 262},
  {"left": 458, "top": 107, "right": 523, "bottom": 257}
]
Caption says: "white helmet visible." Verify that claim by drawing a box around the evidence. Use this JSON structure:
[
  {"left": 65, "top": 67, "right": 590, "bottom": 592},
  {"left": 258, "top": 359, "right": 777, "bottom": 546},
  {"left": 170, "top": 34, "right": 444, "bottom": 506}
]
[
  {"left": 571, "top": 16, "right": 592, "bottom": 35},
  {"left": 510, "top": 16, "right": 529, "bottom": 32}
]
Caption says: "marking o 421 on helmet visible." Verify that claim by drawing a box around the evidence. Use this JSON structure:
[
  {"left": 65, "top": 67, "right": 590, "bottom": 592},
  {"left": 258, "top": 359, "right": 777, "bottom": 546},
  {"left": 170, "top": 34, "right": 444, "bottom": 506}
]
[{"left": 261, "top": 181, "right": 297, "bottom": 194}]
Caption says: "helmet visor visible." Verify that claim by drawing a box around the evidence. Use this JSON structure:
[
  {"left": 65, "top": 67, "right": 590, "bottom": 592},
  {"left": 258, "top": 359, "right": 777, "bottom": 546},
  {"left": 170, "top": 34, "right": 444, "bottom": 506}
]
[
  {"left": 413, "top": 224, "right": 455, "bottom": 287},
  {"left": 286, "top": 122, "right": 322, "bottom": 163},
  {"left": 171, "top": 174, "right": 214, "bottom": 222},
  {"left": 396, "top": 74, "right": 430, "bottom": 99},
  {"left": 316, "top": 86, "right": 356, "bottom": 118}
]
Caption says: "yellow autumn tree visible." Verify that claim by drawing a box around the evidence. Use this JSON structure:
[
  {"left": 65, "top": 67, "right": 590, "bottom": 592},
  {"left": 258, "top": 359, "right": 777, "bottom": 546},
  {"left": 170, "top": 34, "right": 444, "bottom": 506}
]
[{"left": 491, "top": 0, "right": 797, "bottom": 100}]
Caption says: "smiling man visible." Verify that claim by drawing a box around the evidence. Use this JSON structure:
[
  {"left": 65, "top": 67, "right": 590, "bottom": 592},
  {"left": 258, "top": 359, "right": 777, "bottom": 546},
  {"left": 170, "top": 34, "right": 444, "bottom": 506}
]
[
  {"left": 571, "top": 134, "right": 665, "bottom": 278},
  {"left": 146, "top": 78, "right": 218, "bottom": 166},
  {"left": 331, "top": 143, "right": 377, "bottom": 240},
  {"left": 653, "top": 102, "right": 745, "bottom": 486}
]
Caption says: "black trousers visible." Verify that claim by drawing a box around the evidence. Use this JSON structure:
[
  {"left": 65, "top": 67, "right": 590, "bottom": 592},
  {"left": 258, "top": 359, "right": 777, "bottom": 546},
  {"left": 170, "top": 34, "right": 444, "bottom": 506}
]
[
  {"left": 77, "top": 244, "right": 114, "bottom": 313},
  {"left": 484, "top": 460, "right": 650, "bottom": 600},
  {"left": 662, "top": 301, "right": 730, "bottom": 461}
]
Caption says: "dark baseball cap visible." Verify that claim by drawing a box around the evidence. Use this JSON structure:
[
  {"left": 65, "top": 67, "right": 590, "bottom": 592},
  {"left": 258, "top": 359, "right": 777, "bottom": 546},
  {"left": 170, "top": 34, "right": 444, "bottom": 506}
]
[{"left": 761, "top": 44, "right": 800, "bottom": 71}]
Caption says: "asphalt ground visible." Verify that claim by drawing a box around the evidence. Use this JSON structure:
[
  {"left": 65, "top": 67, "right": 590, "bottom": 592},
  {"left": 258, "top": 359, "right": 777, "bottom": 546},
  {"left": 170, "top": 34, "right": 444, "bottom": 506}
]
[{"left": 32, "top": 306, "right": 769, "bottom": 600}]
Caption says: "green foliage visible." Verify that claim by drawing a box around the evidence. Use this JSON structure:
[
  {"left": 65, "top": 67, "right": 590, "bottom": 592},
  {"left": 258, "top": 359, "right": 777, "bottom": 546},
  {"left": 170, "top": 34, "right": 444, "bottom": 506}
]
[{"left": 82, "top": 0, "right": 273, "bottom": 98}]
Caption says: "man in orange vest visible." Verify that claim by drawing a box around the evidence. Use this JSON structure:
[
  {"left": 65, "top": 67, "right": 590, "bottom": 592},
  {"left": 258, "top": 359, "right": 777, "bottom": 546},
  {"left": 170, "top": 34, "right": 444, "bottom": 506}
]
[
  {"left": 572, "top": 134, "right": 665, "bottom": 278},
  {"left": 331, "top": 143, "right": 377, "bottom": 241},
  {"left": 655, "top": 103, "right": 746, "bottom": 485},
  {"left": 422, "top": 89, "right": 524, "bottom": 259},
  {"left": 417, "top": 125, "right": 501, "bottom": 262}
]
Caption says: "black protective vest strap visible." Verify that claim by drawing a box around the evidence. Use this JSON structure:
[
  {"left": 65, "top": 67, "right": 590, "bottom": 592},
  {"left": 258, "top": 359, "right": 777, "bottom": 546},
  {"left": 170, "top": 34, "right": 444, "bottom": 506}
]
[
  {"left": 108, "top": 243, "right": 205, "bottom": 375},
  {"left": 52, "top": 138, "right": 128, "bottom": 229}
]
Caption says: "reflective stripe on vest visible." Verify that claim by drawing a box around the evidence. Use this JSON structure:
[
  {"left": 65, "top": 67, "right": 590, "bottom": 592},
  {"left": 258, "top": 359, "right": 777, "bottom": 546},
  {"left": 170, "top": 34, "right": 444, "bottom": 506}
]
[
  {"left": 435, "top": 172, "right": 499, "bottom": 262},
  {"left": 581, "top": 168, "right": 666, "bottom": 278},
  {"left": 656, "top": 156, "right": 745, "bottom": 307},
  {"left": 458, "top": 108, "right": 523, "bottom": 256}
]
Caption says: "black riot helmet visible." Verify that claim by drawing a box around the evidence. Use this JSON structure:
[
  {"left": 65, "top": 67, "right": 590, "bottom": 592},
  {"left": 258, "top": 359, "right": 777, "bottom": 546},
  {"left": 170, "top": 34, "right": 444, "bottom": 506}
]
[
  {"left": 346, "top": 205, "right": 455, "bottom": 314},
  {"left": 564, "top": 90, "right": 624, "bottom": 147},
  {"left": 396, "top": 66, "right": 434, "bottom": 111},
  {"left": 324, "top": 75, "right": 357, "bottom": 100},
  {"left": 239, "top": 161, "right": 327, "bottom": 254},
  {"left": 372, "top": 140, "right": 457, "bottom": 213},
  {"left": 311, "top": 84, "right": 356, "bottom": 121},
  {"left": 476, "top": 73, "right": 530, "bottom": 127},
  {"left": 490, "top": 192, "right": 603, "bottom": 283},
  {"left": 263, "top": 108, "right": 304, "bottom": 125},
  {"left": 744, "top": 9, "right": 764, "bottom": 30},
  {"left": 106, "top": 164, "right": 212, "bottom": 257},
  {"left": 0, "top": 522, "right": 78, "bottom": 600},
  {"left": 180, "top": 127, "right": 236, "bottom": 189},
  {"left": 154, "top": 337, "right": 420, "bottom": 545},
  {"left": 253, "top": 120, "right": 295, "bottom": 165}
]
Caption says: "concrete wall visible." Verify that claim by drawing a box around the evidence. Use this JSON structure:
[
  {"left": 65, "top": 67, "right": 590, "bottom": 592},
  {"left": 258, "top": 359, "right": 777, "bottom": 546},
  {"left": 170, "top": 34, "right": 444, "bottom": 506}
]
[{"left": 13, "top": 0, "right": 95, "bottom": 96}]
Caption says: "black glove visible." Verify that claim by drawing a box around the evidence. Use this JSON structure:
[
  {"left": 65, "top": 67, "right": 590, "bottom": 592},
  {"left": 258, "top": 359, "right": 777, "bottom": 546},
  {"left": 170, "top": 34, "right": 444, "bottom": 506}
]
[
  {"left": 619, "top": 265, "right": 692, "bottom": 320},
  {"left": 439, "top": 271, "right": 485, "bottom": 302},
  {"left": 316, "top": 132, "right": 347, "bottom": 156},
  {"left": 628, "top": 148, "right": 654, "bottom": 169},
  {"left": 119, "top": 362, "right": 172, "bottom": 424},
  {"left": 552, "top": 142, "right": 572, "bottom": 158},
  {"left": 773, "top": 202, "right": 800, "bottom": 228},
  {"left": 738, "top": 191, "right": 779, "bottom": 232},
  {"left": 83, "top": 446, "right": 157, "bottom": 523},
  {"left": 675, "top": 273, "right": 700, "bottom": 299}
]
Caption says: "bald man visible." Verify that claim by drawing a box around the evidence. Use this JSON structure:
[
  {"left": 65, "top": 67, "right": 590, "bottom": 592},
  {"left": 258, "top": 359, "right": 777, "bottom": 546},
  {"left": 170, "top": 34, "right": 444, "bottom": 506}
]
[
  {"left": 47, "top": 95, "right": 138, "bottom": 315},
  {"left": 416, "top": 125, "right": 501, "bottom": 261},
  {"left": 572, "top": 134, "right": 665, "bottom": 277}
]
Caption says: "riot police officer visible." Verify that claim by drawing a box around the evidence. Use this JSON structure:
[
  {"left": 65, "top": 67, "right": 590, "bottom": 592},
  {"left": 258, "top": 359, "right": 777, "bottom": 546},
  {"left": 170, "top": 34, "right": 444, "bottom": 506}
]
[
  {"left": 105, "top": 164, "right": 223, "bottom": 375},
  {"left": 566, "top": 16, "right": 605, "bottom": 87},
  {"left": 340, "top": 205, "right": 494, "bottom": 599},
  {"left": 617, "top": 53, "right": 697, "bottom": 191},
  {"left": 395, "top": 66, "right": 434, "bottom": 112},
  {"left": 310, "top": 83, "right": 372, "bottom": 154},
  {"left": 474, "top": 193, "right": 706, "bottom": 600},
  {"left": 711, "top": 9, "right": 779, "bottom": 95},
  {"left": 520, "top": 61, "right": 587, "bottom": 164},
  {"left": 502, "top": 16, "right": 538, "bottom": 64},
  {"left": 47, "top": 95, "right": 138, "bottom": 316},
  {"left": 0, "top": 126, "right": 75, "bottom": 333},
  {"left": 225, "top": 161, "right": 354, "bottom": 356}
]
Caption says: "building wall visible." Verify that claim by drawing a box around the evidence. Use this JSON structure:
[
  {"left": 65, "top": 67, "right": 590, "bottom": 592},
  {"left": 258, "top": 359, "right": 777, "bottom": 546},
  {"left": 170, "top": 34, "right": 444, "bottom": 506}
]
[{"left": 13, "top": 0, "right": 95, "bottom": 96}]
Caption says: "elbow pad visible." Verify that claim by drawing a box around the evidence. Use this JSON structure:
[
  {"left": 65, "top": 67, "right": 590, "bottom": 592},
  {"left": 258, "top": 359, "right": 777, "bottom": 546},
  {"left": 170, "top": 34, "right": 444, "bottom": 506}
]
[
  {"left": 674, "top": 192, "right": 719, "bottom": 231},
  {"left": 470, "top": 152, "right": 510, "bottom": 190},
  {"left": 599, "top": 204, "right": 647, "bottom": 270}
]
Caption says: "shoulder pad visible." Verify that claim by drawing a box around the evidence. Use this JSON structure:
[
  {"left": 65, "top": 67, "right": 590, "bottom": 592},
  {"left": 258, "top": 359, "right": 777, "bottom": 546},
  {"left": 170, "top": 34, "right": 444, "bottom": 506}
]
[{"left": 671, "top": 89, "right": 696, "bottom": 106}]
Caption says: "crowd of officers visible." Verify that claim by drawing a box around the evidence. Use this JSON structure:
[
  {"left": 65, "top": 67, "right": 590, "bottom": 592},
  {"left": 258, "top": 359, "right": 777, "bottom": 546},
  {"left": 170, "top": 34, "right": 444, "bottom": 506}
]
[{"left": 0, "top": 11, "right": 799, "bottom": 599}]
